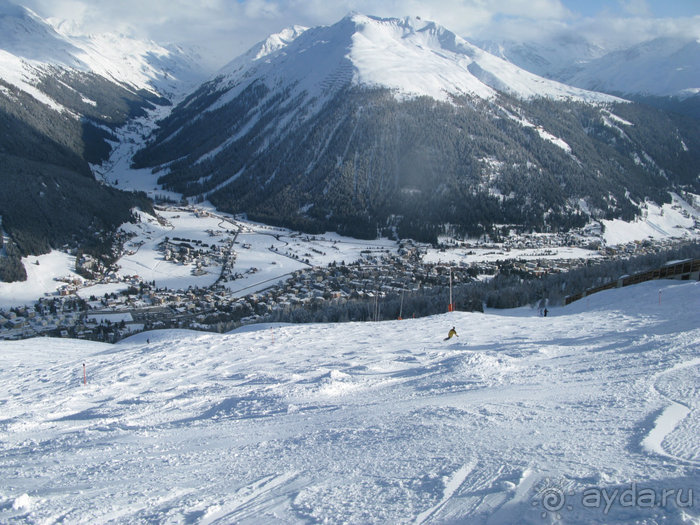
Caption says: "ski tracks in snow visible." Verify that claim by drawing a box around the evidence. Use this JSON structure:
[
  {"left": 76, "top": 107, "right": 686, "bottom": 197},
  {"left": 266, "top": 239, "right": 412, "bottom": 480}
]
[
  {"left": 414, "top": 460, "right": 476, "bottom": 524},
  {"left": 1, "top": 281, "right": 699, "bottom": 523},
  {"left": 199, "top": 471, "right": 301, "bottom": 524},
  {"left": 642, "top": 355, "right": 700, "bottom": 465}
]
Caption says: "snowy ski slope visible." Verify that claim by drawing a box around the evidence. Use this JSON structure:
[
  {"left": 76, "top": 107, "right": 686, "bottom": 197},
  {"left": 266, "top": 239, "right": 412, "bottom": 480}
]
[{"left": 0, "top": 280, "right": 698, "bottom": 523}]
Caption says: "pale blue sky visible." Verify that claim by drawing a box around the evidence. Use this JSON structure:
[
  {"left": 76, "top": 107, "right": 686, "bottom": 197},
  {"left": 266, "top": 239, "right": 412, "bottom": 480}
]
[
  {"left": 13, "top": 0, "right": 700, "bottom": 68},
  {"left": 561, "top": 0, "right": 698, "bottom": 18}
]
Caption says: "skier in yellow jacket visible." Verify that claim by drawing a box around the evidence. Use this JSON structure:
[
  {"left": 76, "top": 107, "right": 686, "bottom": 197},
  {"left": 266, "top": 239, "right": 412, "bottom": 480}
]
[{"left": 444, "top": 326, "right": 458, "bottom": 341}]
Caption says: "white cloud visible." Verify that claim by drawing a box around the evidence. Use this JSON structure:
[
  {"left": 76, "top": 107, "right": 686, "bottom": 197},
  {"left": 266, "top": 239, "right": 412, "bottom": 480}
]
[
  {"left": 10, "top": 0, "right": 700, "bottom": 70},
  {"left": 619, "top": 0, "right": 652, "bottom": 17},
  {"left": 243, "top": 0, "right": 282, "bottom": 19},
  {"left": 572, "top": 13, "right": 700, "bottom": 49}
]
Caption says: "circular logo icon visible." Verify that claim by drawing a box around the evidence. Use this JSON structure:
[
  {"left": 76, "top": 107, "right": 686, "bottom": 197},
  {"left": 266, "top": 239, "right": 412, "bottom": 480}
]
[
  {"left": 541, "top": 487, "right": 566, "bottom": 512},
  {"left": 531, "top": 478, "right": 574, "bottom": 520}
]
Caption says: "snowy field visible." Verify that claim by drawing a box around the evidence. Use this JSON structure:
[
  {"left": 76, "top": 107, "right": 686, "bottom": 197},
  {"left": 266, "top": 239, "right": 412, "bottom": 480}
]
[
  {"left": 602, "top": 194, "right": 699, "bottom": 246},
  {"left": 423, "top": 245, "right": 600, "bottom": 266},
  {"left": 225, "top": 220, "right": 396, "bottom": 297},
  {"left": 4, "top": 191, "right": 695, "bottom": 308},
  {"left": 0, "top": 201, "right": 397, "bottom": 308},
  {"left": 0, "top": 251, "right": 82, "bottom": 309},
  {"left": 116, "top": 209, "right": 231, "bottom": 290},
  {"left": 423, "top": 194, "right": 699, "bottom": 268},
  {"left": 114, "top": 206, "right": 397, "bottom": 296},
  {"left": 0, "top": 280, "right": 698, "bottom": 523}
]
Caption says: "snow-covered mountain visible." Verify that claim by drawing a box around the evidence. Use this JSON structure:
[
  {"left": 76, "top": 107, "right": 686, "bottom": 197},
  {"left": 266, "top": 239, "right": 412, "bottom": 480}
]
[
  {"left": 0, "top": 279, "right": 698, "bottom": 522},
  {"left": 478, "top": 35, "right": 700, "bottom": 100},
  {"left": 134, "top": 14, "right": 699, "bottom": 241},
  {"left": 0, "top": 3, "right": 206, "bottom": 100},
  {"left": 215, "top": 14, "right": 617, "bottom": 106},
  {"left": 474, "top": 35, "right": 607, "bottom": 87},
  {"left": 0, "top": 4, "right": 207, "bottom": 280},
  {"left": 566, "top": 37, "right": 700, "bottom": 99}
]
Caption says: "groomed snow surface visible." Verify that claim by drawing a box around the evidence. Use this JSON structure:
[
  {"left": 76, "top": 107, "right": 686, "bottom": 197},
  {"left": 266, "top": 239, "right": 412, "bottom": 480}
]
[{"left": 1, "top": 280, "right": 698, "bottom": 523}]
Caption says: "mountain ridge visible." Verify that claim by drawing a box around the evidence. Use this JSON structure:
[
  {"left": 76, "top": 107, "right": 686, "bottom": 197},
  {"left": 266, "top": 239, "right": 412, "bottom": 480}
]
[
  {"left": 476, "top": 34, "right": 700, "bottom": 100},
  {"left": 1, "top": 6, "right": 698, "bottom": 284},
  {"left": 0, "top": 4, "right": 207, "bottom": 99},
  {"left": 213, "top": 14, "right": 621, "bottom": 107}
]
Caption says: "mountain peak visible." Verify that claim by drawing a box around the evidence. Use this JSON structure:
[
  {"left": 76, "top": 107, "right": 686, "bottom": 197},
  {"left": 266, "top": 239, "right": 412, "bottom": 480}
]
[
  {"left": 253, "top": 25, "right": 308, "bottom": 61},
  {"left": 215, "top": 13, "right": 618, "bottom": 106},
  {"left": 0, "top": 3, "right": 83, "bottom": 65},
  {"left": 133, "top": 13, "right": 699, "bottom": 246},
  {"left": 0, "top": 4, "right": 207, "bottom": 99}
]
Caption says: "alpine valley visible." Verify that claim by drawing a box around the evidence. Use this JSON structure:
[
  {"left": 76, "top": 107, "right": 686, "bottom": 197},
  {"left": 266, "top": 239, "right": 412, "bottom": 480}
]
[
  {"left": 1, "top": 7, "right": 700, "bottom": 524},
  {"left": 0, "top": 4, "right": 205, "bottom": 281},
  {"left": 133, "top": 14, "right": 700, "bottom": 242}
]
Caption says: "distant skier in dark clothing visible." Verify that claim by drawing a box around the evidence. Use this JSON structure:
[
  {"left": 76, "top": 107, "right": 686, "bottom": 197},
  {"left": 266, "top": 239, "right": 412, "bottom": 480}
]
[
  {"left": 543, "top": 308, "right": 548, "bottom": 317},
  {"left": 444, "top": 327, "right": 458, "bottom": 340}
]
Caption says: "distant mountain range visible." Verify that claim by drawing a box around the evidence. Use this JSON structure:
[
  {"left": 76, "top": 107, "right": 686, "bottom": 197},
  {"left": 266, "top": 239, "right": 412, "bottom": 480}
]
[
  {"left": 133, "top": 14, "right": 699, "bottom": 241},
  {"left": 476, "top": 34, "right": 700, "bottom": 117},
  {"left": 0, "top": 3, "right": 205, "bottom": 98},
  {"left": 477, "top": 34, "right": 700, "bottom": 98}
]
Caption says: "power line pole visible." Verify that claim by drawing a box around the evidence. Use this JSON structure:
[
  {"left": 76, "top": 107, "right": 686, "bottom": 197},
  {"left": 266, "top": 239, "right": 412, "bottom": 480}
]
[
  {"left": 449, "top": 266, "right": 454, "bottom": 312},
  {"left": 374, "top": 292, "right": 379, "bottom": 322}
]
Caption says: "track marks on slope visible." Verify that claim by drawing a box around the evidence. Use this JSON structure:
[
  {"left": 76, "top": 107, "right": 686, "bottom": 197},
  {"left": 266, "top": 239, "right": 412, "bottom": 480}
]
[
  {"left": 198, "top": 471, "right": 301, "bottom": 524},
  {"left": 414, "top": 460, "right": 476, "bottom": 524},
  {"left": 642, "top": 357, "right": 700, "bottom": 465}
]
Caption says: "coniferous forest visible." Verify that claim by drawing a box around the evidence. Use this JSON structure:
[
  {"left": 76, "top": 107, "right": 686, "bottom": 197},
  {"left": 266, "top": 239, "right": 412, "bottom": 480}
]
[
  {"left": 0, "top": 71, "right": 160, "bottom": 281},
  {"left": 133, "top": 86, "right": 700, "bottom": 244}
]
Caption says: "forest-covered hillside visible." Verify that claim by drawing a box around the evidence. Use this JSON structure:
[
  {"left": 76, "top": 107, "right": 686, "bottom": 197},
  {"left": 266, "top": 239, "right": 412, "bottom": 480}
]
[
  {"left": 134, "top": 86, "right": 700, "bottom": 242},
  {"left": 0, "top": 71, "right": 160, "bottom": 281}
]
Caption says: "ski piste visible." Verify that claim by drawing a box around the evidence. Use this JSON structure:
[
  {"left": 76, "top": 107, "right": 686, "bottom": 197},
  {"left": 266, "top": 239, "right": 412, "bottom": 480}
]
[{"left": 1, "top": 280, "right": 697, "bottom": 522}]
